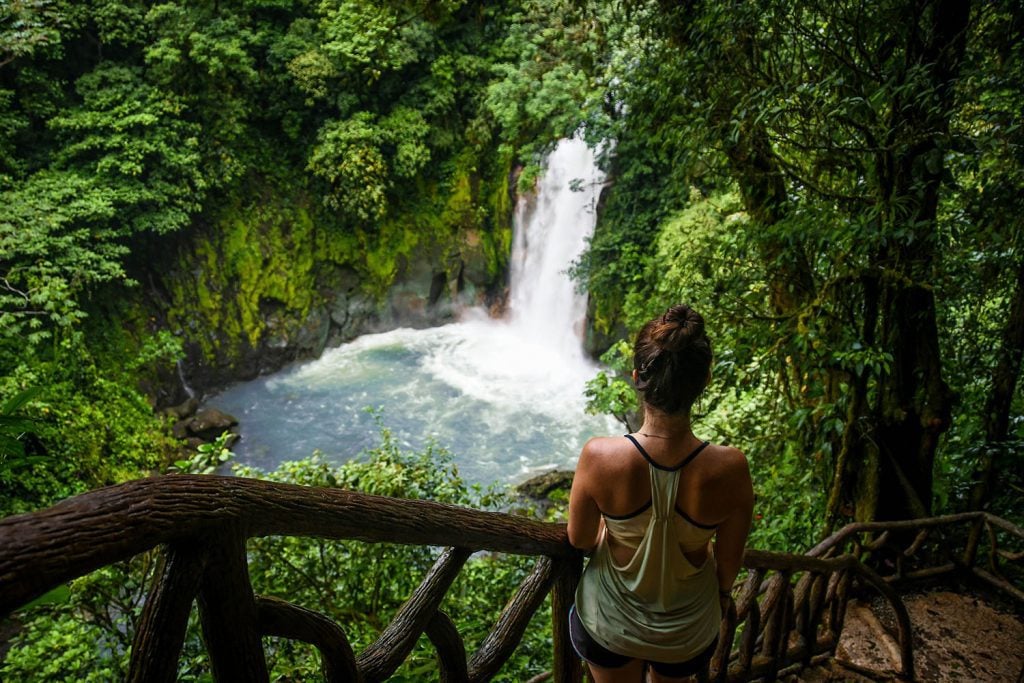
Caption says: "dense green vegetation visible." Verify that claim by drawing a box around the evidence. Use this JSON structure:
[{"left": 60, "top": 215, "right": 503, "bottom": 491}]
[
  {"left": 2, "top": 0, "right": 1022, "bottom": 679},
  {"left": 0, "top": 0, "right": 595, "bottom": 509},
  {"left": 579, "top": 0, "right": 1024, "bottom": 535}
]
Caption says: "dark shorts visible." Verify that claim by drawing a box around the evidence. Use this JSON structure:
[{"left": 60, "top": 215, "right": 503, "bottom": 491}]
[{"left": 568, "top": 604, "right": 718, "bottom": 678}]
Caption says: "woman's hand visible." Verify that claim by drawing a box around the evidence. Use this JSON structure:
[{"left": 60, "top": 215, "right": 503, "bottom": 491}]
[{"left": 719, "top": 589, "right": 736, "bottom": 622}]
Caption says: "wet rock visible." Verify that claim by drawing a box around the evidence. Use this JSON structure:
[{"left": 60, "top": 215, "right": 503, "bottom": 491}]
[
  {"left": 171, "top": 419, "right": 191, "bottom": 440},
  {"left": 328, "top": 269, "right": 380, "bottom": 343},
  {"left": 294, "top": 305, "right": 331, "bottom": 356},
  {"left": 186, "top": 408, "right": 239, "bottom": 441},
  {"left": 160, "top": 397, "right": 199, "bottom": 421},
  {"left": 517, "top": 470, "right": 575, "bottom": 500}
]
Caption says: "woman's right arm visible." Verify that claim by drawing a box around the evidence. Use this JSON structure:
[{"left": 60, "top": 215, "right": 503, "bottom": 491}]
[
  {"left": 567, "top": 439, "right": 604, "bottom": 552},
  {"left": 714, "top": 450, "right": 754, "bottom": 593}
]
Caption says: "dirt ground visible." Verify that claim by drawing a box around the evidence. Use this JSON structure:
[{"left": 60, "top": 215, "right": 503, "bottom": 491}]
[{"left": 828, "top": 590, "right": 1024, "bottom": 681}]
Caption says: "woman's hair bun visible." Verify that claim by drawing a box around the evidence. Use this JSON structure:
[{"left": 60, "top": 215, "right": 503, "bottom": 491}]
[
  {"left": 633, "top": 304, "right": 712, "bottom": 415},
  {"left": 651, "top": 304, "right": 705, "bottom": 353}
]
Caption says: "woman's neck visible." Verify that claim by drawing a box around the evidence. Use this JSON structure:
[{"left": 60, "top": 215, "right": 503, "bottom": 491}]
[{"left": 637, "top": 408, "right": 692, "bottom": 439}]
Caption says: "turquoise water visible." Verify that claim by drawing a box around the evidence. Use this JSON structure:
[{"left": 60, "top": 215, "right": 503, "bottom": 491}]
[{"left": 206, "top": 317, "right": 618, "bottom": 484}]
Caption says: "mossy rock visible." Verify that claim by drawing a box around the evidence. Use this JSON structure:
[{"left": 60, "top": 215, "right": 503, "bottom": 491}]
[{"left": 516, "top": 469, "right": 575, "bottom": 500}]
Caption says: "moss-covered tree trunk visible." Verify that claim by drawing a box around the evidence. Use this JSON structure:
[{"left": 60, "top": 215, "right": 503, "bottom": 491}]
[{"left": 838, "top": 0, "right": 970, "bottom": 523}]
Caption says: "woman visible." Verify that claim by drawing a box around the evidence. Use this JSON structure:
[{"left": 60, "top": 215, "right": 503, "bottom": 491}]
[{"left": 567, "top": 304, "right": 754, "bottom": 682}]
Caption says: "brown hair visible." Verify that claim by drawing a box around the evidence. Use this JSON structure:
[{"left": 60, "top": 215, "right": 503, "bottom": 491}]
[{"left": 633, "top": 304, "right": 712, "bottom": 415}]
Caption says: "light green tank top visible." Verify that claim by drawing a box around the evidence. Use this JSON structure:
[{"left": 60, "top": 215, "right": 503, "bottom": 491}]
[{"left": 574, "top": 436, "right": 721, "bottom": 662}]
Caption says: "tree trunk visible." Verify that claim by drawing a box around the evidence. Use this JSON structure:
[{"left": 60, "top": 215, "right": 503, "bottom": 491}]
[{"left": 851, "top": 0, "right": 970, "bottom": 522}]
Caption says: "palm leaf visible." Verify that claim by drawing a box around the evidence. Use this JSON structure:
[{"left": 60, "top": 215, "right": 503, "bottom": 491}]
[{"left": 1, "top": 386, "right": 42, "bottom": 415}]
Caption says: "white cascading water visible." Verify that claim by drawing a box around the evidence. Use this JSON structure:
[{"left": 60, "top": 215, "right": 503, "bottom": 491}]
[
  {"left": 208, "top": 137, "right": 616, "bottom": 483},
  {"left": 507, "top": 138, "right": 605, "bottom": 358}
]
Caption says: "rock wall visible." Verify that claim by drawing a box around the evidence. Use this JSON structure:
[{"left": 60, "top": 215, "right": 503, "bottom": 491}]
[{"left": 137, "top": 156, "right": 516, "bottom": 404}]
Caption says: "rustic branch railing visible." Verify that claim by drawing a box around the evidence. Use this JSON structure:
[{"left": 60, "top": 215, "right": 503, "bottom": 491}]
[
  {"left": 807, "top": 511, "right": 1024, "bottom": 604},
  {"left": 0, "top": 475, "right": 580, "bottom": 683},
  {"left": 707, "top": 511, "right": 1024, "bottom": 682},
  {"left": 1, "top": 476, "right": 1021, "bottom": 682}
]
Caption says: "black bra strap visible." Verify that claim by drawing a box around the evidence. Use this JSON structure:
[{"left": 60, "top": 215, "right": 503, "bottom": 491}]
[
  {"left": 679, "top": 441, "right": 710, "bottom": 469},
  {"left": 624, "top": 434, "right": 710, "bottom": 472},
  {"left": 623, "top": 433, "right": 657, "bottom": 467}
]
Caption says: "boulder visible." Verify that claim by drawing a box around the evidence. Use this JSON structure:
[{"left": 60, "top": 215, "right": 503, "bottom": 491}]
[
  {"left": 516, "top": 470, "right": 575, "bottom": 500},
  {"left": 186, "top": 408, "right": 239, "bottom": 441},
  {"left": 329, "top": 270, "right": 380, "bottom": 343},
  {"left": 294, "top": 305, "right": 331, "bottom": 357},
  {"left": 160, "top": 397, "right": 199, "bottom": 421},
  {"left": 171, "top": 419, "right": 191, "bottom": 440}
]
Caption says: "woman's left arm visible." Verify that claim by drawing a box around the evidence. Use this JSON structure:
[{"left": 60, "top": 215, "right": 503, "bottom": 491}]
[
  {"left": 714, "top": 450, "right": 754, "bottom": 593},
  {"left": 567, "top": 440, "right": 604, "bottom": 552}
]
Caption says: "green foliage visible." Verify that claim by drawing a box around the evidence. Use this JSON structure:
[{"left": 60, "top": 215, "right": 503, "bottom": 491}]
[
  {"left": 0, "top": 0, "right": 65, "bottom": 70},
  {"left": 307, "top": 112, "right": 396, "bottom": 220},
  {"left": 0, "top": 331, "right": 181, "bottom": 516},
  {"left": 2, "top": 553, "right": 158, "bottom": 682},
  {"left": 0, "top": 61, "right": 205, "bottom": 349},
  {"left": 0, "top": 386, "right": 44, "bottom": 479},
  {"left": 317, "top": 0, "right": 432, "bottom": 78},
  {"left": 143, "top": 1, "right": 259, "bottom": 183},
  {"left": 0, "top": 171, "right": 126, "bottom": 346},
  {"left": 585, "top": 341, "right": 639, "bottom": 430},
  {"left": 49, "top": 64, "right": 206, "bottom": 232},
  {"left": 168, "top": 431, "right": 235, "bottom": 475}
]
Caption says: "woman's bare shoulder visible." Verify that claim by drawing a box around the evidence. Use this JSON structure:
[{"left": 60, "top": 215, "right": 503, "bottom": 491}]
[
  {"left": 582, "top": 434, "right": 626, "bottom": 452},
  {"left": 702, "top": 443, "right": 751, "bottom": 481},
  {"left": 577, "top": 435, "right": 632, "bottom": 471}
]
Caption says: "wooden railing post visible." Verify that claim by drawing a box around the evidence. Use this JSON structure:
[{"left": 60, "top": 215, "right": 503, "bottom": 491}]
[
  {"left": 804, "top": 573, "right": 827, "bottom": 665},
  {"left": 759, "top": 571, "right": 791, "bottom": 681},
  {"left": 425, "top": 610, "right": 468, "bottom": 683},
  {"left": 711, "top": 592, "right": 737, "bottom": 683},
  {"left": 255, "top": 595, "right": 362, "bottom": 682},
  {"left": 128, "top": 542, "right": 208, "bottom": 683},
  {"left": 551, "top": 554, "right": 582, "bottom": 683},
  {"left": 849, "top": 561, "right": 916, "bottom": 681},
  {"left": 359, "top": 546, "right": 471, "bottom": 682},
  {"left": 197, "top": 526, "right": 268, "bottom": 682}
]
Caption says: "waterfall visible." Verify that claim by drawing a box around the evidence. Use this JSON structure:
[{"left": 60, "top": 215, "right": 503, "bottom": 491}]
[
  {"left": 507, "top": 137, "right": 605, "bottom": 358},
  {"left": 176, "top": 359, "right": 196, "bottom": 400},
  {"left": 206, "top": 137, "right": 616, "bottom": 483}
]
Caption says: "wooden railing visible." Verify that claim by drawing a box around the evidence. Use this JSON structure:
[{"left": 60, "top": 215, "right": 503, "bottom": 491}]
[
  {"left": 0, "top": 475, "right": 583, "bottom": 682},
  {"left": 1, "top": 476, "right": 1021, "bottom": 681},
  {"left": 809, "top": 511, "right": 1024, "bottom": 603},
  {"left": 703, "top": 511, "right": 1024, "bottom": 682}
]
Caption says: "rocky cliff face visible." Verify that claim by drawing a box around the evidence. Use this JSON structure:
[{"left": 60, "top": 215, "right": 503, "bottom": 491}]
[{"left": 135, "top": 158, "right": 516, "bottom": 404}]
